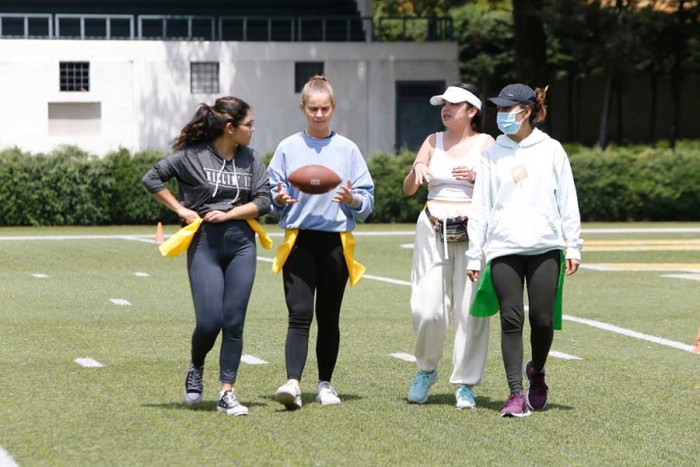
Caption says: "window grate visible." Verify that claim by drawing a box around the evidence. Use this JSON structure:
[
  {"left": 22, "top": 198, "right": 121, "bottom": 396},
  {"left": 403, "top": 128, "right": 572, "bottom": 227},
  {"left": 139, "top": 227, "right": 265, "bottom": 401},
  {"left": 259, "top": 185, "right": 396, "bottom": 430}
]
[
  {"left": 191, "top": 62, "right": 219, "bottom": 94},
  {"left": 60, "top": 62, "right": 90, "bottom": 92},
  {"left": 294, "top": 62, "right": 324, "bottom": 93}
]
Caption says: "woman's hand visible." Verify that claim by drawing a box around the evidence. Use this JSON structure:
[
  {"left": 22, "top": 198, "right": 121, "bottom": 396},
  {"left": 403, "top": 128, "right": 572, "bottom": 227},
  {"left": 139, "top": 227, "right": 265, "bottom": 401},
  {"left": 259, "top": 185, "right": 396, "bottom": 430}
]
[
  {"left": 566, "top": 259, "right": 581, "bottom": 276},
  {"left": 412, "top": 161, "right": 434, "bottom": 185},
  {"left": 453, "top": 165, "right": 476, "bottom": 182},
  {"left": 176, "top": 207, "right": 200, "bottom": 225},
  {"left": 333, "top": 180, "right": 359, "bottom": 207},
  {"left": 203, "top": 210, "right": 230, "bottom": 223},
  {"left": 274, "top": 181, "right": 298, "bottom": 206},
  {"left": 467, "top": 270, "right": 480, "bottom": 282}
]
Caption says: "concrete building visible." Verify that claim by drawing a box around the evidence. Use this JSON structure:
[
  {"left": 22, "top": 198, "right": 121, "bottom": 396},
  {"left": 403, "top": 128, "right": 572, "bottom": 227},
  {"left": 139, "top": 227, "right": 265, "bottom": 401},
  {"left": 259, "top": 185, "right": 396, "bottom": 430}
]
[{"left": 0, "top": 1, "right": 459, "bottom": 156}]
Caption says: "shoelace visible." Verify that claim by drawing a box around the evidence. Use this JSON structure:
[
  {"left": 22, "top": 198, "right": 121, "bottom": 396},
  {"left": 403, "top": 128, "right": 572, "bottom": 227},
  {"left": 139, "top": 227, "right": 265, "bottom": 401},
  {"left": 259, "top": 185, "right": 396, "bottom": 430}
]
[
  {"left": 222, "top": 391, "right": 238, "bottom": 406},
  {"left": 415, "top": 372, "right": 434, "bottom": 387},
  {"left": 186, "top": 369, "right": 202, "bottom": 389},
  {"left": 456, "top": 386, "right": 472, "bottom": 399},
  {"left": 530, "top": 374, "right": 548, "bottom": 391},
  {"left": 320, "top": 384, "right": 337, "bottom": 397}
]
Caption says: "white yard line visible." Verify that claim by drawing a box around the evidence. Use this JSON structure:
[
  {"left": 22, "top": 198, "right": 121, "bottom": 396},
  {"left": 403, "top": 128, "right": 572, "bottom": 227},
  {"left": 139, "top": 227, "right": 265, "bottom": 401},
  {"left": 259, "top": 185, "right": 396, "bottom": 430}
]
[
  {"left": 110, "top": 299, "right": 132, "bottom": 306},
  {"left": 75, "top": 358, "right": 104, "bottom": 368},
  {"left": 548, "top": 351, "right": 583, "bottom": 360},
  {"left": 240, "top": 355, "right": 268, "bottom": 365},
  {"left": 390, "top": 353, "right": 417, "bottom": 362},
  {"left": 31, "top": 274, "right": 49, "bottom": 278},
  {"left": 0, "top": 446, "right": 19, "bottom": 467},
  {"left": 562, "top": 315, "right": 697, "bottom": 353},
  {"left": 660, "top": 274, "right": 700, "bottom": 282}
]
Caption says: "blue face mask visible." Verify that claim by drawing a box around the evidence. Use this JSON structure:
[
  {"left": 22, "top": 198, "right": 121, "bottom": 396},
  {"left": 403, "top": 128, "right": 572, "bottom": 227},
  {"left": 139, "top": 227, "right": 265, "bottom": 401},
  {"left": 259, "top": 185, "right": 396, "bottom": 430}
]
[{"left": 496, "top": 109, "right": 524, "bottom": 135}]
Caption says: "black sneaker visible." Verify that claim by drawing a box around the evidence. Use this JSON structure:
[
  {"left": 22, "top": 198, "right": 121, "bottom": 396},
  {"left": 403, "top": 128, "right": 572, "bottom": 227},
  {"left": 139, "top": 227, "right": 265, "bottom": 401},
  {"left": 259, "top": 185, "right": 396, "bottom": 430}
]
[
  {"left": 217, "top": 390, "right": 249, "bottom": 416},
  {"left": 184, "top": 363, "right": 203, "bottom": 407}
]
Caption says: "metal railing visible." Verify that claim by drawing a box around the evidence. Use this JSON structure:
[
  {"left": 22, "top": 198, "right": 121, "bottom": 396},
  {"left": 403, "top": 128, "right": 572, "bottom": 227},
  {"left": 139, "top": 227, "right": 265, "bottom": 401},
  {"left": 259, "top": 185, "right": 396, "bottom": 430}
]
[{"left": 0, "top": 13, "right": 453, "bottom": 42}]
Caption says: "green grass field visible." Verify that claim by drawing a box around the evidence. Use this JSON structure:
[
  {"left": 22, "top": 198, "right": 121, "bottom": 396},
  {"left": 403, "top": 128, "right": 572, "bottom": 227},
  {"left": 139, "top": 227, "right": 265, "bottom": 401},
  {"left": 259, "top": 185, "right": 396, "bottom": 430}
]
[{"left": 1, "top": 223, "right": 699, "bottom": 466}]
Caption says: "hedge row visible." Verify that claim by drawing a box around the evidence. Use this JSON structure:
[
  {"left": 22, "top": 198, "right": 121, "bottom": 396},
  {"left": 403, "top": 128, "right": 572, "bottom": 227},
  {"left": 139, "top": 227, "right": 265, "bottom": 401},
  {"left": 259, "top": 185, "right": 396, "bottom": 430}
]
[{"left": 1, "top": 143, "right": 699, "bottom": 226}]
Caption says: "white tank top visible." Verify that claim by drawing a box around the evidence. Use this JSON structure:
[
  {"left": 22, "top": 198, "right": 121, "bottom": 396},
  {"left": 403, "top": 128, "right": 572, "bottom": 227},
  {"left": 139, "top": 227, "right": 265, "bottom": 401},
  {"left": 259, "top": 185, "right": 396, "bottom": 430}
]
[{"left": 427, "top": 132, "right": 484, "bottom": 203}]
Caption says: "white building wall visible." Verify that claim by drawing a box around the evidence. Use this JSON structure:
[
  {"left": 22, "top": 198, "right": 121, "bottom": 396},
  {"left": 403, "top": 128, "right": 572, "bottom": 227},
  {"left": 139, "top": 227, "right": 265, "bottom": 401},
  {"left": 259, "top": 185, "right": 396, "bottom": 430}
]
[{"left": 0, "top": 40, "right": 459, "bottom": 156}]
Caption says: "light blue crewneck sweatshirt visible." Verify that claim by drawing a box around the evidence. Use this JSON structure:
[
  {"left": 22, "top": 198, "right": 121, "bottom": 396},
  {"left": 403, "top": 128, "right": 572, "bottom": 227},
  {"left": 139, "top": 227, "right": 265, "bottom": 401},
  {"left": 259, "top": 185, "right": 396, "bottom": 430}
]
[{"left": 267, "top": 131, "right": 375, "bottom": 231}]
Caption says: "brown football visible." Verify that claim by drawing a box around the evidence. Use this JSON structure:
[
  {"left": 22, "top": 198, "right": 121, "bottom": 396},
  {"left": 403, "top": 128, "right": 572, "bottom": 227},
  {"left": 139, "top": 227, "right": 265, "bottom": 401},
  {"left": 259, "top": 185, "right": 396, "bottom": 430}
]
[{"left": 288, "top": 164, "right": 342, "bottom": 194}]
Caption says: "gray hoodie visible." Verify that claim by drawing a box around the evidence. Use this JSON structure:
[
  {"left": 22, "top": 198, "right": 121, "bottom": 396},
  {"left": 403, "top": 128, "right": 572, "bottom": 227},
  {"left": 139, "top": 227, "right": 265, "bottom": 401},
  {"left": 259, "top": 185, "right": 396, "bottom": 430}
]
[{"left": 142, "top": 143, "right": 272, "bottom": 217}]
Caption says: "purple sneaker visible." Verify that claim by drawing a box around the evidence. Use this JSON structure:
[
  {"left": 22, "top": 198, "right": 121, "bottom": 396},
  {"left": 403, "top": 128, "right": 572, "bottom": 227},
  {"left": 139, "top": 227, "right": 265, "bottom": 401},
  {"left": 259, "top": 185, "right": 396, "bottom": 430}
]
[
  {"left": 524, "top": 360, "right": 548, "bottom": 410},
  {"left": 500, "top": 392, "right": 531, "bottom": 418}
]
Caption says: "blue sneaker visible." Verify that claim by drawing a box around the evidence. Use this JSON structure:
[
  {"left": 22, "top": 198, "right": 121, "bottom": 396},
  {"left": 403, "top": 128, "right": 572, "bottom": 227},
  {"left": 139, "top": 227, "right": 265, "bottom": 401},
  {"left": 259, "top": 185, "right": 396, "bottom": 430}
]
[
  {"left": 455, "top": 384, "right": 477, "bottom": 409},
  {"left": 408, "top": 370, "right": 437, "bottom": 404}
]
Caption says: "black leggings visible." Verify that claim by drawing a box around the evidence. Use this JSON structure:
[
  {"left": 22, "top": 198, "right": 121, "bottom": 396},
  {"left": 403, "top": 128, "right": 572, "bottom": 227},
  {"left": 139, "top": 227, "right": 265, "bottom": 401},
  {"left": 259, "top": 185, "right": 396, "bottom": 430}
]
[
  {"left": 187, "top": 221, "right": 257, "bottom": 384},
  {"left": 282, "top": 230, "right": 349, "bottom": 382},
  {"left": 491, "top": 250, "right": 561, "bottom": 393}
]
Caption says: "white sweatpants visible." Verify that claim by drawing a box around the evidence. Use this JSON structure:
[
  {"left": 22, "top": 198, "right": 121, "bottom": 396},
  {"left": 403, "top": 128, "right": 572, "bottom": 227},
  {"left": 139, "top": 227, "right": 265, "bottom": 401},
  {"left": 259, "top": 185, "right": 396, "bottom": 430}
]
[{"left": 410, "top": 210, "right": 490, "bottom": 385}]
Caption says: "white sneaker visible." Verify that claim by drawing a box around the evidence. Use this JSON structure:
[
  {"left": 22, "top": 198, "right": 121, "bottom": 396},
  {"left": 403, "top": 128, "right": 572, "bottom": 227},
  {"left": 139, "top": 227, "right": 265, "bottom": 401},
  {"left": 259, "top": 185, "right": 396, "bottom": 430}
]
[
  {"left": 316, "top": 381, "right": 341, "bottom": 406},
  {"left": 217, "top": 390, "right": 248, "bottom": 416},
  {"left": 274, "top": 380, "right": 302, "bottom": 410}
]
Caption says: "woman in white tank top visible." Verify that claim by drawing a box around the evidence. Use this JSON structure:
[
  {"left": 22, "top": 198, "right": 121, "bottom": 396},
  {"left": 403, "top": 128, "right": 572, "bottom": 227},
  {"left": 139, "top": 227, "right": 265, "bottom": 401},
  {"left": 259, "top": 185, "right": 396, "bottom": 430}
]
[{"left": 401, "top": 83, "right": 495, "bottom": 409}]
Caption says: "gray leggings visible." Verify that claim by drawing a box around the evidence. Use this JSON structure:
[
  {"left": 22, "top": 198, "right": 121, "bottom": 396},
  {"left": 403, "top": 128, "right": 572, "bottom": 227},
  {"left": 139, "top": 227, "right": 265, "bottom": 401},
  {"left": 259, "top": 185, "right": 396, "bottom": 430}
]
[
  {"left": 491, "top": 250, "right": 561, "bottom": 394},
  {"left": 186, "top": 220, "right": 257, "bottom": 383}
]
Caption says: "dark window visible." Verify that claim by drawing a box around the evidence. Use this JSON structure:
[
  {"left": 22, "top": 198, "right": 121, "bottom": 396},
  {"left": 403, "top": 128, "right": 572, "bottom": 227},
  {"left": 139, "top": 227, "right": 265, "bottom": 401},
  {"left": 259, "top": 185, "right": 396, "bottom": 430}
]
[
  {"left": 191, "top": 62, "right": 219, "bottom": 94},
  {"left": 395, "top": 81, "right": 446, "bottom": 152},
  {"left": 294, "top": 62, "right": 324, "bottom": 93},
  {"left": 60, "top": 62, "right": 90, "bottom": 92}
]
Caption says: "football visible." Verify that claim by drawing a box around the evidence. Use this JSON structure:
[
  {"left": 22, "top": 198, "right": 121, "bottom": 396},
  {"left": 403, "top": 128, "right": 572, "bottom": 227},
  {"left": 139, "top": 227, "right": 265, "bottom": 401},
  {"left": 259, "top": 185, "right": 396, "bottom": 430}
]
[{"left": 288, "top": 164, "right": 342, "bottom": 195}]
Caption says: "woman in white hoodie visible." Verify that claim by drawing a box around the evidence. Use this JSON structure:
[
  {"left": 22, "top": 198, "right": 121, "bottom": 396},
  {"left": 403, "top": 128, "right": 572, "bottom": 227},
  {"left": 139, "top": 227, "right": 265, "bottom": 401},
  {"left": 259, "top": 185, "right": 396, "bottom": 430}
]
[{"left": 466, "top": 83, "right": 582, "bottom": 418}]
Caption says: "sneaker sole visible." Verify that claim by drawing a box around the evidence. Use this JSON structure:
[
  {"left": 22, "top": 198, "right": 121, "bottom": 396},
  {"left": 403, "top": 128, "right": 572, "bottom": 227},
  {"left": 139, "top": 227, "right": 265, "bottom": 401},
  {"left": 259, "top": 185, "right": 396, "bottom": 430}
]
[
  {"left": 217, "top": 406, "right": 249, "bottom": 416},
  {"left": 317, "top": 398, "right": 342, "bottom": 406},
  {"left": 274, "top": 391, "right": 301, "bottom": 410},
  {"left": 500, "top": 410, "right": 531, "bottom": 418},
  {"left": 456, "top": 401, "right": 476, "bottom": 410},
  {"left": 184, "top": 391, "right": 203, "bottom": 408}
]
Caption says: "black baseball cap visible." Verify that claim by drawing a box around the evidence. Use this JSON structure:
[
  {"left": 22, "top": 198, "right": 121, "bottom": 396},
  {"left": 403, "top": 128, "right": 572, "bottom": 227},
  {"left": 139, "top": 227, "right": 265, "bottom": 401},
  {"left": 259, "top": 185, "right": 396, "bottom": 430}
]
[{"left": 487, "top": 83, "right": 536, "bottom": 107}]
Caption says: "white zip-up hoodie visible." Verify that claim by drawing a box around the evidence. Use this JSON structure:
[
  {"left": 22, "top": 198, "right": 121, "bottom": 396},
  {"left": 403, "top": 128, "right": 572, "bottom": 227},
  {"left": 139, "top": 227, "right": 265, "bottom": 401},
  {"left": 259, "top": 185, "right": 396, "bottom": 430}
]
[{"left": 466, "top": 128, "right": 582, "bottom": 270}]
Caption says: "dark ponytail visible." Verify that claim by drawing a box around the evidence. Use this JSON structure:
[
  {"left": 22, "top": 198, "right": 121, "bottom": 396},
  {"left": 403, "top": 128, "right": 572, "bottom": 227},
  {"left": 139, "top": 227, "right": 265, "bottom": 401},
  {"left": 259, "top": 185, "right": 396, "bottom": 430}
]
[
  {"left": 530, "top": 85, "right": 548, "bottom": 124},
  {"left": 453, "top": 82, "right": 483, "bottom": 132},
  {"left": 172, "top": 96, "right": 251, "bottom": 150}
]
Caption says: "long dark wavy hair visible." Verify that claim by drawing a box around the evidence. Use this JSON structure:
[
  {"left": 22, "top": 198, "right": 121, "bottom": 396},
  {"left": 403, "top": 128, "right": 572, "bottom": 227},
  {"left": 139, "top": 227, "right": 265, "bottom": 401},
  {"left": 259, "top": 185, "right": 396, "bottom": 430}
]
[
  {"left": 172, "top": 96, "right": 250, "bottom": 150},
  {"left": 453, "top": 82, "right": 484, "bottom": 132}
]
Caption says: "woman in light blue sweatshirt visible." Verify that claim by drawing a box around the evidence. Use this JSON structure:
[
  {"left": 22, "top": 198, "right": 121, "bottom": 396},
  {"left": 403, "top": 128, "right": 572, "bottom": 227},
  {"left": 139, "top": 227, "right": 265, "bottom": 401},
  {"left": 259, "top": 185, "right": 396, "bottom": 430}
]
[
  {"left": 466, "top": 84, "right": 583, "bottom": 418},
  {"left": 267, "top": 76, "right": 375, "bottom": 410}
]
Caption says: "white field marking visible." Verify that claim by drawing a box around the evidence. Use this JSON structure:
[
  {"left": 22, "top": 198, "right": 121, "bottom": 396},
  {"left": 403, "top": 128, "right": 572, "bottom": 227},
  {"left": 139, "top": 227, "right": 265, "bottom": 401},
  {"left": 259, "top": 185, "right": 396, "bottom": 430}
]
[
  {"left": 0, "top": 234, "right": 156, "bottom": 241},
  {"left": 257, "top": 256, "right": 273, "bottom": 263},
  {"left": 585, "top": 245, "right": 700, "bottom": 252},
  {"left": 0, "top": 446, "right": 19, "bottom": 467},
  {"left": 363, "top": 274, "right": 411, "bottom": 286},
  {"left": 390, "top": 352, "right": 417, "bottom": 362},
  {"left": 110, "top": 299, "right": 132, "bottom": 306},
  {"left": 240, "top": 355, "right": 268, "bottom": 365},
  {"left": 581, "top": 263, "right": 700, "bottom": 273},
  {"left": 400, "top": 243, "right": 414, "bottom": 249},
  {"left": 548, "top": 351, "right": 583, "bottom": 360},
  {"left": 31, "top": 273, "right": 49, "bottom": 278},
  {"left": 581, "top": 227, "right": 700, "bottom": 233},
  {"left": 562, "top": 315, "right": 697, "bottom": 353},
  {"left": 586, "top": 239, "right": 700, "bottom": 245},
  {"left": 75, "top": 358, "right": 104, "bottom": 368},
  {"left": 134, "top": 272, "right": 150, "bottom": 277},
  {"left": 660, "top": 274, "right": 700, "bottom": 282}
]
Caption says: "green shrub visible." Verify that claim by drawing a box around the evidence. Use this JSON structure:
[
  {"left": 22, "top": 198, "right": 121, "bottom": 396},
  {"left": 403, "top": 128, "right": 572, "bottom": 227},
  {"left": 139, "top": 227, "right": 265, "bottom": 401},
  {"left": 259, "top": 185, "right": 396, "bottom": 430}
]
[
  {"left": 366, "top": 150, "right": 427, "bottom": 223},
  {"left": 1, "top": 143, "right": 699, "bottom": 225}
]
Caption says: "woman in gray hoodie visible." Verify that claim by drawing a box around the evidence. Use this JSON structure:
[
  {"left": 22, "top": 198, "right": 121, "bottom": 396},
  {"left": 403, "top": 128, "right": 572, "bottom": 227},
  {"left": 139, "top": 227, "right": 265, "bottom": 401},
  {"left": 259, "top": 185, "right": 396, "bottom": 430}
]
[{"left": 142, "top": 97, "right": 271, "bottom": 416}]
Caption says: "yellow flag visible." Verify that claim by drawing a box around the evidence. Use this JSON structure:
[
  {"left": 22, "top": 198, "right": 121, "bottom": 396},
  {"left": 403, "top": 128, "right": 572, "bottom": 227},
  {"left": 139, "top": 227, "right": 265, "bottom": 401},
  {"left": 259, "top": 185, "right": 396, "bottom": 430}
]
[{"left": 158, "top": 218, "right": 203, "bottom": 257}]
